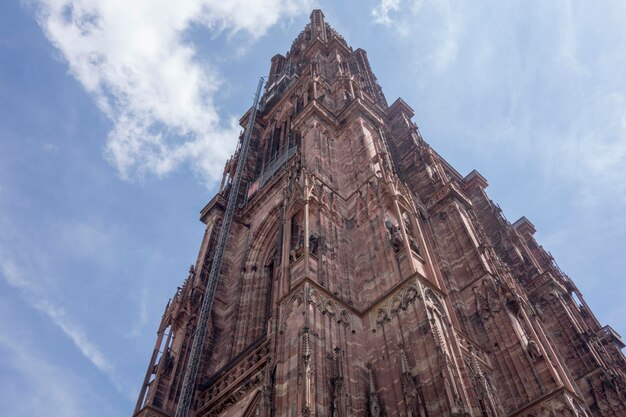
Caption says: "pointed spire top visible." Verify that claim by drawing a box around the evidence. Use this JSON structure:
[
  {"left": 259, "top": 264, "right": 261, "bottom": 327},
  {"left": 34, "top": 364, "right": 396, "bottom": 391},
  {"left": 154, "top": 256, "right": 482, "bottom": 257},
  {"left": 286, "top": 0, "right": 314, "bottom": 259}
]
[
  {"left": 332, "top": 347, "right": 343, "bottom": 379},
  {"left": 367, "top": 363, "right": 383, "bottom": 417},
  {"left": 310, "top": 9, "right": 325, "bottom": 22},
  {"left": 309, "top": 9, "right": 327, "bottom": 42},
  {"left": 367, "top": 363, "right": 377, "bottom": 393},
  {"left": 398, "top": 343, "right": 411, "bottom": 374}
]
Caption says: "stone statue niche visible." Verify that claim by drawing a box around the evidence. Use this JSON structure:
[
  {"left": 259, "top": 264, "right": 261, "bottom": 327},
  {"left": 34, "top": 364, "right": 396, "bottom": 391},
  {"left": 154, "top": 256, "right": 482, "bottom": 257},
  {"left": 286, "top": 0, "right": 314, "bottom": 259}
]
[
  {"left": 309, "top": 231, "right": 320, "bottom": 256},
  {"left": 384, "top": 217, "right": 404, "bottom": 252},
  {"left": 290, "top": 210, "right": 304, "bottom": 261},
  {"left": 402, "top": 211, "right": 420, "bottom": 255},
  {"left": 384, "top": 211, "right": 421, "bottom": 255}
]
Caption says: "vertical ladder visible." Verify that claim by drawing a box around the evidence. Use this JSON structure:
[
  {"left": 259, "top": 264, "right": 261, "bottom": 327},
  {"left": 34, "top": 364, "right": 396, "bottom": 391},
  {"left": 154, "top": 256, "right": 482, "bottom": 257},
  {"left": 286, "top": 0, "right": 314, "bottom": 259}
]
[{"left": 174, "top": 77, "right": 265, "bottom": 417}]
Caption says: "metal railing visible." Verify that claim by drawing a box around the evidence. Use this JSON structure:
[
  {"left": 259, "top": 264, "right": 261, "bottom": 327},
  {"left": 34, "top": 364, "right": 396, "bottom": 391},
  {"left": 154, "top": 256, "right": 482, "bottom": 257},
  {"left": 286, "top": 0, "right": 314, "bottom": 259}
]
[{"left": 258, "top": 146, "right": 297, "bottom": 189}]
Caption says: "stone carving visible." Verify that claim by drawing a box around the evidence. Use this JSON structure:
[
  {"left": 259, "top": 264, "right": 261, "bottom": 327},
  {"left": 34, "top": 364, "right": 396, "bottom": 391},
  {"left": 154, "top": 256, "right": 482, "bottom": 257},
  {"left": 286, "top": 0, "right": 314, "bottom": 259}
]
[
  {"left": 329, "top": 347, "right": 346, "bottom": 417},
  {"left": 402, "top": 212, "right": 421, "bottom": 255},
  {"left": 329, "top": 194, "right": 341, "bottom": 224},
  {"left": 407, "top": 235, "right": 420, "bottom": 255},
  {"left": 261, "top": 364, "right": 274, "bottom": 414},
  {"left": 522, "top": 394, "right": 589, "bottom": 417},
  {"left": 527, "top": 339, "right": 543, "bottom": 360},
  {"left": 196, "top": 341, "right": 270, "bottom": 415},
  {"left": 289, "top": 210, "right": 305, "bottom": 261},
  {"left": 371, "top": 283, "right": 421, "bottom": 328},
  {"left": 385, "top": 218, "right": 403, "bottom": 252},
  {"left": 473, "top": 278, "right": 502, "bottom": 320},
  {"left": 161, "top": 349, "right": 174, "bottom": 376},
  {"left": 205, "top": 373, "right": 264, "bottom": 417},
  {"left": 307, "top": 287, "right": 355, "bottom": 331},
  {"left": 425, "top": 163, "right": 440, "bottom": 182},
  {"left": 367, "top": 363, "right": 384, "bottom": 417},
  {"left": 588, "top": 371, "right": 626, "bottom": 413},
  {"left": 465, "top": 347, "right": 503, "bottom": 417},
  {"left": 398, "top": 343, "right": 427, "bottom": 417},
  {"left": 309, "top": 231, "right": 320, "bottom": 255},
  {"left": 505, "top": 291, "right": 521, "bottom": 316},
  {"left": 290, "top": 234, "right": 304, "bottom": 261},
  {"left": 280, "top": 287, "right": 304, "bottom": 333},
  {"left": 301, "top": 328, "right": 313, "bottom": 417}
]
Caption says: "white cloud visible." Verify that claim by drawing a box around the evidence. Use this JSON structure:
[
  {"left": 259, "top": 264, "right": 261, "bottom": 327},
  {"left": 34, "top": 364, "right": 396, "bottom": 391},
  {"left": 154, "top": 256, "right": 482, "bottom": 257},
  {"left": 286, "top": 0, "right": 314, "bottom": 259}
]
[
  {"left": 372, "top": 0, "right": 402, "bottom": 25},
  {"left": 35, "top": 0, "right": 311, "bottom": 184}
]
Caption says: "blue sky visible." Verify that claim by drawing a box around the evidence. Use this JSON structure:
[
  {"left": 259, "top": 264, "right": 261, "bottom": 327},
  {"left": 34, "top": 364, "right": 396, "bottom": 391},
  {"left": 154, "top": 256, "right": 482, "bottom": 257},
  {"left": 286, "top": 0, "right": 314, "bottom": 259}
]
[{"left": 1, "top": 1, "right": 625, "bottom": 416}]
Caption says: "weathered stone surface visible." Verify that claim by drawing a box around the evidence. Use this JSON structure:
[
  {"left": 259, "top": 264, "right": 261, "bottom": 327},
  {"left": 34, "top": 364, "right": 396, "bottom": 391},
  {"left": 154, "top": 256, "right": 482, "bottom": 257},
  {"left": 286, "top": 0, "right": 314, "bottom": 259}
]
[{"left": 133, "top": 10, "right": 626, "bottom": 417}]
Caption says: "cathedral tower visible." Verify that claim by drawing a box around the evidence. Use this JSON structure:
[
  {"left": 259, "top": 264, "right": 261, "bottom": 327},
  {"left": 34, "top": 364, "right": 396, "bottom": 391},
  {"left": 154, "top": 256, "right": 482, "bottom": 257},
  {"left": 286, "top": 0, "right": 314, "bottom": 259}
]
[{"left": 133, "top": 11, "right": 626, "bottom": 417}]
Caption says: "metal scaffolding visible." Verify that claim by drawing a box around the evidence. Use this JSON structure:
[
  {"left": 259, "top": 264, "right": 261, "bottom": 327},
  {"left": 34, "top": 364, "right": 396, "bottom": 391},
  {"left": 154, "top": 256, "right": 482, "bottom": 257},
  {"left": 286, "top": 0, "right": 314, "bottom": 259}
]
[{"left": 174, "top": 77, "right": 265, "bottom": 417}]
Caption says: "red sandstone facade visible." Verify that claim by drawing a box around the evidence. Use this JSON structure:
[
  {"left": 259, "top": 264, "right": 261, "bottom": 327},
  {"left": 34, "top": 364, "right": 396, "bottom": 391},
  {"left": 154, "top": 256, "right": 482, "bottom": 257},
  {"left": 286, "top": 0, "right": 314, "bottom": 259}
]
[{"left": 134, "top": 10, "right": 626, "bottom": 417}]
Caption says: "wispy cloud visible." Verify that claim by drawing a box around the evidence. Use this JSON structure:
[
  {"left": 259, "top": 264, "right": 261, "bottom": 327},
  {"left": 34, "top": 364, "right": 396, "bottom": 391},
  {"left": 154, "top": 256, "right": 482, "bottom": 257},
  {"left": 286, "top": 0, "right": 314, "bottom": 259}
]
[
  {"left": 0, "top": 256, "right": 116, "bottom": 384},
  {"left": 371, "top": 0, "right": 463, "bottom": 68},
  {"left": 0, "top": 299, "right": 122, "bottom": 417},
  {"left": 372, "top": 0, "right": 402, "bottom": 25},
  {"left": 59, "top": 218, "right": 117, "bottom": 263},
  {"left": 0, "top": 334, "right": 85, "bottom": 417},
  {"left": 34, "top": 0, "right": 311, "bottom": 184},
  {"left": 128, "top": 285, "right": 149, "bottom": 338},
  {"left": 0, "top": 37, "right": 17, "bottom": 48},
  {"left": 370, "top": 0, "right": 626, "bottom": 207},
  {"left": 36, "top": 299, "right": 114, "bottom": 374}
]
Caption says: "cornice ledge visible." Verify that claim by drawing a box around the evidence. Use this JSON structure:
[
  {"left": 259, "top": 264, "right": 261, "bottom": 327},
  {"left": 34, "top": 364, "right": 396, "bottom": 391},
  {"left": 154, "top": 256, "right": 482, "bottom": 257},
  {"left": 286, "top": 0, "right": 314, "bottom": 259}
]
[
  {"left": 337, "top": 97, "right": 385, "bottom": 130},
  {"left": 291, "top": 99, "right": 338, "bottom": 132},
  {"left": 200, "top": 193, "right": 227, "bottom": 224},
  {"left": 425, "top": 181, "right": 473, "bottom": 213},
  {"left": 386, "top": 97, "right": 415, "bottom": 119},
  {"left": 462, "top": 169, "right": 489, "bottom": 190}
]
